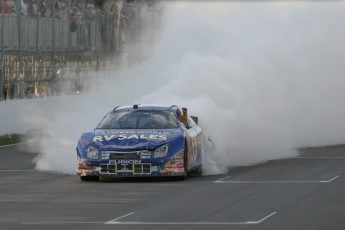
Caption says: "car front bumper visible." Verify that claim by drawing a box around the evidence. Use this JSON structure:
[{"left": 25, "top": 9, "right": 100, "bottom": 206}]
[{"left": 76, "top": 155, "right": 186, "bottom": 177}]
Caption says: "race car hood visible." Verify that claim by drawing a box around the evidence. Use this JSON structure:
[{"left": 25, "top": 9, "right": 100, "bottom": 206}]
[{"left": 79, "top": 129, "right": 184, "bottom": 151}]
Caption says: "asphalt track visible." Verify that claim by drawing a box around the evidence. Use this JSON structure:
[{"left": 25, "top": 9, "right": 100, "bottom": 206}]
[{"left": 1, "top": 144, "right": 345, "bottom": 230}]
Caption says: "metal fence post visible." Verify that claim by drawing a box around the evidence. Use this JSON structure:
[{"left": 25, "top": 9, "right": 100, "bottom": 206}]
[
  {"left": 51, "top": 0, "right": 57, "bottom": 95},
  {"left": 16, "top": 0, "right": 23, "bottom": 99},
  {"left": 67, "top": 0, "right": 71, "bottom": 51},
  {"left": 35, "top": 0, "right": 41, "bottom": 96},
  {"left": 0, "top": 69, "right": 3, "bottom": 101},
  {"left": 0, "top": 0, "right": 5, "bottom": 100}
]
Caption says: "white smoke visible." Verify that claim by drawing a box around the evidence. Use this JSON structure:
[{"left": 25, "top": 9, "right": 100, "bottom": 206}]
[{"left": 2, "top": 1, "right": 345, "bottom": 175}]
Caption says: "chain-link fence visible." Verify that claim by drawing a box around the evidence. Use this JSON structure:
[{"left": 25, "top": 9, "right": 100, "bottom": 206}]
[
  {"left": 0, "top": 0, "right": 160, "bottom": 100},
  {"left": 1, "top": 14, "right": 97, "bottom": 50}
]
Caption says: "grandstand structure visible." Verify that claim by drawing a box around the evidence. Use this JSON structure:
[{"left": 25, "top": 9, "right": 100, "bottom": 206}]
[{"left": 0, "top": 0, "right": 159, "bottom": 100}]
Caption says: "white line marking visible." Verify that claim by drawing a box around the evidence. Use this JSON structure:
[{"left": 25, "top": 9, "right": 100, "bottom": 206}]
[
  {"left": 22, "top": 212, "right": 278, "bottom": 225},
  {"left": 107, "top": 212, "right": 277, "bottom": 225},
  {"left": 106, "top": 212, "right": 135, "bottom": 224},
  {"left": 320, "top": 175, "right": 340, "bottom": 183},
  {"left": 22, "top": 222, "right": 104, "bottom": 224},
  {"left": 214, "top": 175, "right": 232, "bottom": 183},
  {"left": 22, "top": 221, "right": 256, "bottom": 225},
  {"left": 212, "top": 175, "right": 341, "bottom": 184},
  {"left": 0, "top": 170, "right": 35, "bottom": 172},
  {"left": 110, "top": 221, "right": 250, "bottom": 225},
  {"left": 0, "top": 142, "right": 27, "bottom": 148},
  {"left": 246, "top": 212, "right": 277, "bottom": 224},
  {"left": 297, "top": 157, "right": 345, "bottom": 159},
  {"left": 215, "top": 181, "right": 315, "bottom": 184}
]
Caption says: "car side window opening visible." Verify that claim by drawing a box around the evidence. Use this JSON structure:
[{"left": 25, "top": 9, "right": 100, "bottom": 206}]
[
  {"left": 185, "top": 119, "right": 192, "bottom": 129},
  {"left": 176, "top": 109, "right": 182, "bottom": 121},
  {"left": 188, "top": 117, "right": 196, "bottom": 128}
]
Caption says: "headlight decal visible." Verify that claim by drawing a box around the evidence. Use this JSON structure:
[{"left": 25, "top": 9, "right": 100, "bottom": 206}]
[
  {"left": 153, "top": 144, "right": 168, "bottom": 158},
  {"left": 87, "top": 146, "right": 99, "bottom": 159}
]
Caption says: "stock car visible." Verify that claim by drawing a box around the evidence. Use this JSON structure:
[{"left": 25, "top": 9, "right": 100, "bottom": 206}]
[{"left": 76, "top": 104, "right": 203, "bottom": 181}]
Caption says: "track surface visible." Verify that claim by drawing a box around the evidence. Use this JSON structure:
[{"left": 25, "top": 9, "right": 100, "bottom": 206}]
[{"left": 1, "top": 144, "right": 345, "bottom": 230}]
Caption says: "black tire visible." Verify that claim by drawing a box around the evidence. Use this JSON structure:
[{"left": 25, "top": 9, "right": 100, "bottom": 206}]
[
  {"left": 80, "top": 176, "right": 99, "bottom": 182},
  {"left": 177, "top": 175, "right": 187, "bottom": 181},
  {"left": 184, "top": 144, "right": 188, "bottom": 173},
  {"left": 190, "top": 167, "right": 203, "bottom": 177}
]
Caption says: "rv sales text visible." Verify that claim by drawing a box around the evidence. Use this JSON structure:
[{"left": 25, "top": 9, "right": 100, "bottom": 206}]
[{"left": 93, "top": 134, "right": 168, "bottom": 142}]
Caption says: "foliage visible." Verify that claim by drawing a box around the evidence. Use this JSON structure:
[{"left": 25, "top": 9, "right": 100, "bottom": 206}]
[{"left": 0, "top": 134, "right": 23, "bottom": 146}]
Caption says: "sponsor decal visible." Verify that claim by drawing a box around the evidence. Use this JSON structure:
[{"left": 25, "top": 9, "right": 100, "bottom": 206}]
[
  {"left": 109, "top": 160, "right": 142, "bottom": 164},
  {"left": 176, "top": 159, "right": 184, "bottom": 168},
  {"left": 93, "top": 133, "right": 168, "bottom": 142},
  {"left": 175, "top": 153, "right": 184, "bottom": 159},
  {"left": 165, "top": 168, "right": 175, "bottom": 173},
  {"left": 170, "top": 158, "right": 176, "bottom": 164},
  {"left": 166, "top": 159, "right": 184, "bottom": 172},
  {"left": 151, "top": 166, "right": 159, "bottom": 172},
  {"left": 166, "top": 158, "right": 184, "bottom": 169},
  {"left": 140, "top": 152, "right": 151, "bottom": 159},
  {"left": 118, "top": 134, "right": 167, "bottom": 141},
  {"left": 97, "top": 130, "right": 169, "bottom": 135},
  {"left": 165, "top": 168, "right": 184, "bottom": 173}
]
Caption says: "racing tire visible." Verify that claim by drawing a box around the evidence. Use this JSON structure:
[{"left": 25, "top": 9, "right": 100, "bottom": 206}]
[
  {"left": 190, "top": 167, "right": 202, "bottom": 177},
  {"left": 80, "top": 176, "right": 99, "bottom": 182}
]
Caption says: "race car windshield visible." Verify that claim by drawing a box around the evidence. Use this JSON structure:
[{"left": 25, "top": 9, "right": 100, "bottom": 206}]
[{"left": 97, "top": 110, "right": 179, "bottom": 129}]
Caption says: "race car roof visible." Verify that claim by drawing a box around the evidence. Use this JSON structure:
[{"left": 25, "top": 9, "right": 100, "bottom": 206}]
[{"left": 113, "top": 104, "right": 179, "bottom": 112}]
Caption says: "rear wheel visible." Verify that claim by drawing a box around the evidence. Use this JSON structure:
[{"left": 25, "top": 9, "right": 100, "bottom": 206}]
[
  {"left": 190, "top": 167, "right": 202, "bottom": 177},
  {"left": 80, "top": 176, "right": 99, "bottom": 182}
]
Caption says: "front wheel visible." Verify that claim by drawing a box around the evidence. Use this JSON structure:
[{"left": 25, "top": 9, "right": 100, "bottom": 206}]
[{"left": 80, "top": 176, "right": 99, "bottom": 182}]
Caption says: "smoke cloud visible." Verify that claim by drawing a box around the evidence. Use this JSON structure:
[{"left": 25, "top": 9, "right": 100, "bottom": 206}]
[{"left": 2, "top": 1, "right": 345, "bottom": 175}]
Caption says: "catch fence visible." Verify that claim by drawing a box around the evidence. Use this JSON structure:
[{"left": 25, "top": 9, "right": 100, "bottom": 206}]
[{"left": 0, "top": 0, "right": 158, "bottom": 100}]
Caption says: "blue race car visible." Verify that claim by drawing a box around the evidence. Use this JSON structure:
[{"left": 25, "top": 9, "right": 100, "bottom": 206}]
[{"left": 76, "top": 104, "right": 203, "bottom": 181}]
